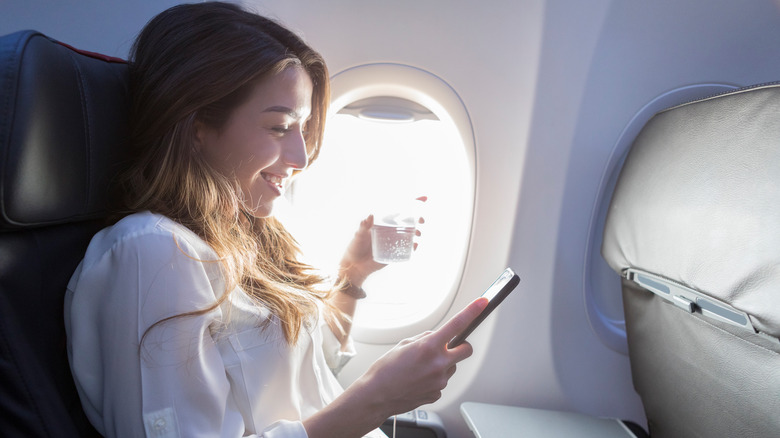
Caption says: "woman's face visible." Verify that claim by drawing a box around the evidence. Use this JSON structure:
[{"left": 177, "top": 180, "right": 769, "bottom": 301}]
[{"left": 198, "top": 66, "right": 314, "bottom": 218}]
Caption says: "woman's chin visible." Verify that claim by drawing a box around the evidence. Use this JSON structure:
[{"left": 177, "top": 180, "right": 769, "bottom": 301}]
[
  {"left": 245, "top": 196, "right": 279, "bottom": 218},
  {"left": 246, "top": 205, "right": 273, "bottom": 219}
]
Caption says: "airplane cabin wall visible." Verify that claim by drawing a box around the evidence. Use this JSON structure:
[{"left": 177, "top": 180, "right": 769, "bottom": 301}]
[{"left": 4, "top": 1, "right": 780, "bottom": 437}]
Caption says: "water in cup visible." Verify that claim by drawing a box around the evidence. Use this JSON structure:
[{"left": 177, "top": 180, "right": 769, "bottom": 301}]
[{"left": 371, "top": 211, "right": 416, "bottom": 263}]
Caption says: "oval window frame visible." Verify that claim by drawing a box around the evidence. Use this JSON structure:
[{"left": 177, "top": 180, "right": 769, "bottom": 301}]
[{"left": 324, "top": 63, "right": 477, "bottom": 343}]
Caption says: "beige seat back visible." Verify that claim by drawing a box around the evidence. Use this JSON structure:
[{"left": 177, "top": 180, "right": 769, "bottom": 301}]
[{"left": 602, "top": 84, "right": 780, "bottom": 437}]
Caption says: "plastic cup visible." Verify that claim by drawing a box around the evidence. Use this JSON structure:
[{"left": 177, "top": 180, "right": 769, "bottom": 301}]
[{"left": 371, "top": 209, "right": 417, "bottom": 263}]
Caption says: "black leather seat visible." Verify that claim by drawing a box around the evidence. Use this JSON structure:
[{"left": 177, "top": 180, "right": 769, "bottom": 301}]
[{"left": 0, "top": 30, "right": 130, "bottom": 437}]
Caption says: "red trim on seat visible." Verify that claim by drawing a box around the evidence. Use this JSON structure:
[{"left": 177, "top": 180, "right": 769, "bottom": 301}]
[{"left": 55, "top": 41, "right": 127, "bottom": 64}]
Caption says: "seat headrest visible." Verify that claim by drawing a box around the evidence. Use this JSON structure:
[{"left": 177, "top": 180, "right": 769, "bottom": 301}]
[
  {"left": 602, "top": 84, "right": 780, "bottom": 338},
  {"left": 0, "top": 30, "right": 130, "bottom": 230}
]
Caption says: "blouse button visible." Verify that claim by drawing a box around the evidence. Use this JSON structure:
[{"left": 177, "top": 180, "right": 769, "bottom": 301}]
[{"left": 153, "top": 418, "right": 167, "bottom": 431}]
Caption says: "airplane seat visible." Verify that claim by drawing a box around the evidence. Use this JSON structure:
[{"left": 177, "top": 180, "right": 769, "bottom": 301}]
[
  {"left": 601, "top": 83, "right": 780, "bottom": 437},
  {"left": 461, "top": 84, "right": 780, "bottom": 437},
  {"left": 0, "top": 30, "right": 130, "bottom": 437}
]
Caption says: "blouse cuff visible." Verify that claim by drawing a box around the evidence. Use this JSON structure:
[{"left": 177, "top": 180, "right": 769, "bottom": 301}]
[{"left": 321, "top": 322, "right": 357, "bottom": 376}]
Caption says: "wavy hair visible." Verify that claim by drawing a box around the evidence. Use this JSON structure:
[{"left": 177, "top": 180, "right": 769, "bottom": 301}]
[{"left": 124, "top": 2, "right": 333, "bottom": 344}]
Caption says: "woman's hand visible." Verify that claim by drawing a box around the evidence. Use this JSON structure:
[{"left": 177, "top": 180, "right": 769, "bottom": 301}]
[
  {"left": 338, "top": 214, "right": 386, "bottom": 287},
  {"left": 353, "top": 297, "right": 489, "bottom": 418},
  {"left": 303, "top": 297, "right": 488, "bottom": 437}
]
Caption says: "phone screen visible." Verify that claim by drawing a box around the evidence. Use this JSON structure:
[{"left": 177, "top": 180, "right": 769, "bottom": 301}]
[{"left": 447, "top": 268, "right": 520, "bottom": 349}]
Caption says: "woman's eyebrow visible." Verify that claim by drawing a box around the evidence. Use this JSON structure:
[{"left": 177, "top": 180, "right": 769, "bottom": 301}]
[{"left": 262, "top": 105, "right": 300, "bottom": 118}]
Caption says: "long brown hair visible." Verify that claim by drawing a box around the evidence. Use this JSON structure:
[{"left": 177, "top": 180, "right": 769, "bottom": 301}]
[{"left": 124, "top": 2, "right": 332, "bottom": 344}]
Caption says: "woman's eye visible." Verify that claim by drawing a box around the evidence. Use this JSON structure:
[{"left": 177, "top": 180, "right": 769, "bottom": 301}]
[{"left": 271, "top": 126, "right": 291, "bottom": 134}]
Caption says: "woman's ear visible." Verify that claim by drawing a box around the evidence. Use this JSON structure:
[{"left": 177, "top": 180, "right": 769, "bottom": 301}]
[{"left": 193, "top": 119, "right": 209, "bottom": 152}]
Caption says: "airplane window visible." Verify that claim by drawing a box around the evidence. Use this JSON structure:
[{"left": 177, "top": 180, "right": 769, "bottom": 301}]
[{"left": 277, "top": 64, "right": 475, "bottom": 342}]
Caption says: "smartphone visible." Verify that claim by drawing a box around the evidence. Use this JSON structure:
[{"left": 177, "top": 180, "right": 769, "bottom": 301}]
[{"left": 447, "top": 268, "right": 520, "bottom": 349}]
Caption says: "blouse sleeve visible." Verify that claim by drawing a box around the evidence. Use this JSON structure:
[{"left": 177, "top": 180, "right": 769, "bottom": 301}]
[
  {"left": 319, "top": 317, "right": 357, "bottom": 376},
  {"left": 66, "top": 223, "right": 308, "bottom": 437}
]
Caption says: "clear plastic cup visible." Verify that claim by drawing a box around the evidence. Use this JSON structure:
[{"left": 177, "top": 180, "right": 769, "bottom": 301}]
[{"left": 371, "top": 208, "right": 417, "bottom": 263}]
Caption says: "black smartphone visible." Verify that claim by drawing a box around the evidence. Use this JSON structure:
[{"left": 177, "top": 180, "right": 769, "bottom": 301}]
[{"left": 447, "top": 268, "right": 520, "bottom": 349}]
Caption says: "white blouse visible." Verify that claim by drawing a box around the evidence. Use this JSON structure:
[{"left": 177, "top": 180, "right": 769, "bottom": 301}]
[{"left": 64, "top": 211, "right": 386, "bottom": 437}]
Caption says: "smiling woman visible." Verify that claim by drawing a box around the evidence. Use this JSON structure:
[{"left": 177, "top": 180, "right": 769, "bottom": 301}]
[{"left": 60, "top": 2, "right": 486, "bottom": 438}]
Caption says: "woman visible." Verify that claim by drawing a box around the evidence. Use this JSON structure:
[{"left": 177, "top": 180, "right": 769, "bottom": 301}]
[{"left": 64, "top": 2, "right": 487, "bottom": 437}]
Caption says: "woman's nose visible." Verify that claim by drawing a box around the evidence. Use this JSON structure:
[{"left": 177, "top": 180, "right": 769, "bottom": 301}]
[{"left": 283, "top": 131, "right": 308, "bottom": 170}]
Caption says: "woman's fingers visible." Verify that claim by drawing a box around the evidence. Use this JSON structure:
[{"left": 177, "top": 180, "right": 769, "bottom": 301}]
[
  {"left": 433, "top": 297, "right": 488, "bottom": 350},
  {"left": 446, "top": 364, "right": 457, "bottom": 379}
]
